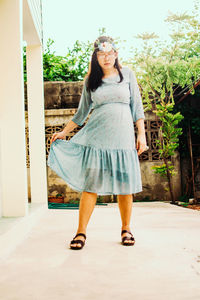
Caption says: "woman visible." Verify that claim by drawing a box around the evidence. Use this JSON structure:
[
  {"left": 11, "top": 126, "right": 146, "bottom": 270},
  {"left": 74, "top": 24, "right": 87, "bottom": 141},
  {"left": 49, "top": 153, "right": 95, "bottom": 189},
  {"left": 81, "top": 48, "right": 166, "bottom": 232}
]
[{"left": 47, "top": 35, "right": 148, "bottom": 250}]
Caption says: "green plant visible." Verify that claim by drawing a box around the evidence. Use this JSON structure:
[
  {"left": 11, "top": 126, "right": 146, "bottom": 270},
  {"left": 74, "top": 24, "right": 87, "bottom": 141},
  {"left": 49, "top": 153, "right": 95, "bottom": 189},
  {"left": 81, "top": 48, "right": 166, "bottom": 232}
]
[
  {"left": 68, "top": 198, "right": 80, "bottom": 204},
  {"left": 178, "top": 194, "right": 189, "bottom": 203},
  {"left": 56, "top": 193, "right": 63, "bottom": 198},
  {"left": 123, "top": 2, "right": 200, "bottom": 203},
  {"left": 97, "top": 196, "right": 104, "bottom": 203}
]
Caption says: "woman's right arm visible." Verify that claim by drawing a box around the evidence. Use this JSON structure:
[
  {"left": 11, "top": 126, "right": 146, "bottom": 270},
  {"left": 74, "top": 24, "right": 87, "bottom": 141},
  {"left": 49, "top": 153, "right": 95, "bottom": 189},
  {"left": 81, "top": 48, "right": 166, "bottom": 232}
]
[
  {"left": 50, "top": 120, "right": 78, "bottom": 145},
  {"left": 50, "top": 77, "right": 92, "bottom": 145},
  {"left": 63, "top": 120, "right": 79, "bottom": 135}
]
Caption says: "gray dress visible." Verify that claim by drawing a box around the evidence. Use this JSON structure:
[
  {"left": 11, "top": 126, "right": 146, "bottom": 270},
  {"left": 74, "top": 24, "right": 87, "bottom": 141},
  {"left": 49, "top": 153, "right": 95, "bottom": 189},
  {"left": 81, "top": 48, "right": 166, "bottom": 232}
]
[{"left": 47, "top": 65, "right": 145, "bottom": 195}]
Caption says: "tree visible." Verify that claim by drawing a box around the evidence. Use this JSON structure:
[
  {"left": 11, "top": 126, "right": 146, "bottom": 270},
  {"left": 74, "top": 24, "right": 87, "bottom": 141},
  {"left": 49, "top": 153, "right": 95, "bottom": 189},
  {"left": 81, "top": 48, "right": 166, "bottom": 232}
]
[{"left": 124, "top": 1, "right": 200, "bottom": 203}]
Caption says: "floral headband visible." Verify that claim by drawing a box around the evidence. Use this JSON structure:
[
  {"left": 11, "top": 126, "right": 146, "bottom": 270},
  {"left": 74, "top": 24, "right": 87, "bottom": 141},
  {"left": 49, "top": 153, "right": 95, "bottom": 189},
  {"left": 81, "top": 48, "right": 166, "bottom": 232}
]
[{"left": 94, "top": 38, "right": 117, "bottom": 52}]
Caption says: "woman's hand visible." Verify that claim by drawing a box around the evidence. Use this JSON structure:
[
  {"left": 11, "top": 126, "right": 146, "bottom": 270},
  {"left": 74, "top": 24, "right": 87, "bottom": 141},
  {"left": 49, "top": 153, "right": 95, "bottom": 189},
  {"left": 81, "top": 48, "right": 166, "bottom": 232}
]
[
  {"left": 136, "top": 133, "right": 147, "bottom": 156},
  {"left": 50, "top": 131, "right": 66, "bottom": 145}
]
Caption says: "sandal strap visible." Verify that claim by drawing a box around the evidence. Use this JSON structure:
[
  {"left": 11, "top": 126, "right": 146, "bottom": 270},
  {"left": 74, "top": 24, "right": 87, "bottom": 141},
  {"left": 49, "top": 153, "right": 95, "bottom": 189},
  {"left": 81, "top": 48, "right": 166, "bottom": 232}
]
[
  {"left": 74, "top": 233, "right": 86, "bottom": 240},
  {"left": 121, "top": 229, "right": 133, "bottom": 237},
  {"left": 70, "top": 239, "right": 85, "bottom": 246}
]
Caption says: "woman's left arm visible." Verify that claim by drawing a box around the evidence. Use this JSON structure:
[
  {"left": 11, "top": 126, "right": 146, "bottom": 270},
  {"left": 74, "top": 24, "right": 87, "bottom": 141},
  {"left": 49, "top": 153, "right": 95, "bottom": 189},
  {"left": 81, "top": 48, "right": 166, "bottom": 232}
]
[
  {"left": 129, "top": 68, "right": 147, "bottom": 155},
  {"left": 135, "top": 119, "right": 147, "bottom": 155}
]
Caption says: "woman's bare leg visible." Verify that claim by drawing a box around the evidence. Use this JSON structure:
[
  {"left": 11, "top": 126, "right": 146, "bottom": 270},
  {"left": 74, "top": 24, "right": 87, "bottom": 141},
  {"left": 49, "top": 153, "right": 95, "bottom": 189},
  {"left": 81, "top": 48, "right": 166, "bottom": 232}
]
[
  {"left": 117, "top": 194, "right": 133, "bottom": 244},
  {"left": 72, "top": 191, "right": 97, "bottom": 247}
]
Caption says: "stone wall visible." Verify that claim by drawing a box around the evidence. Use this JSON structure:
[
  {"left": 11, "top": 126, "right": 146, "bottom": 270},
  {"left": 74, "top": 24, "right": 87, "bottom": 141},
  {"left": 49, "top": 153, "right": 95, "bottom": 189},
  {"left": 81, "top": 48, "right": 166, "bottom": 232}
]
[
  {"left": 25, "top": 81, "right": 182, "bottom": 202},
  {"left": 25, "top": 81, "right": 83, "bottom": 110}
]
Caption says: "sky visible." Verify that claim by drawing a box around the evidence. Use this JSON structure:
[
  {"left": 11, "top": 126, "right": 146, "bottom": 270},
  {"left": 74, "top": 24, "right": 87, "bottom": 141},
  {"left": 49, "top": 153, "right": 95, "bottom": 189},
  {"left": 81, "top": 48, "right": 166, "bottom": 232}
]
[{"left": 41, "top": 0, "right": 198, "bottom": 61}]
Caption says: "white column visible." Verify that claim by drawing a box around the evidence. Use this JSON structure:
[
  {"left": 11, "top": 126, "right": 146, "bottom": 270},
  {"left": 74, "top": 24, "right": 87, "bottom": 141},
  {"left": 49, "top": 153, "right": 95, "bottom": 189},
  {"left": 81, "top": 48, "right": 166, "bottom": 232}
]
[
  {"left": 26, "top": 45, "right": 48, "bottom": 204},
  {"left": 0, "top": 0, "right": 28, "bottom": 216}
]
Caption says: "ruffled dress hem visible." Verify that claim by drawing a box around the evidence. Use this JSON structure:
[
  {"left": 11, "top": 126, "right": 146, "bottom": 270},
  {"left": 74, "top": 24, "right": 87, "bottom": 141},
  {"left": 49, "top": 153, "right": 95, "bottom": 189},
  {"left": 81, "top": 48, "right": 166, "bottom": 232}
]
[{"left": 47, "top": 139, "right": 143, "bottom": 196}]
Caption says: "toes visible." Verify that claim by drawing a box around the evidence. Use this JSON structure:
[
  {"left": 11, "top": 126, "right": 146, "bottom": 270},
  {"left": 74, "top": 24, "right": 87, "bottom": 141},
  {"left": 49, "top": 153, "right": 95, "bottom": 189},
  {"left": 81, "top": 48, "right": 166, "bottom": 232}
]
[
  {"left": 73, "top": 238, "right": 83, "bottom": 247},
  {"left": 122, "top": 232, "right": 135, "bottom": 245},
  {"left": 74, "top": 243, "right": 81, "bottom": 247},
  {"left": 124, "top": 241, "right": 134, "bottom": 245}
]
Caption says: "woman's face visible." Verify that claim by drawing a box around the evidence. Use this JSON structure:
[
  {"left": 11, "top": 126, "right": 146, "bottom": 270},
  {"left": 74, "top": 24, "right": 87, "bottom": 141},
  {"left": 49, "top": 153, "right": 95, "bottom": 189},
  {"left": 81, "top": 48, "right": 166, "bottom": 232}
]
[{"left": 96, "top": 49, "right": 118, "bottom": 71}]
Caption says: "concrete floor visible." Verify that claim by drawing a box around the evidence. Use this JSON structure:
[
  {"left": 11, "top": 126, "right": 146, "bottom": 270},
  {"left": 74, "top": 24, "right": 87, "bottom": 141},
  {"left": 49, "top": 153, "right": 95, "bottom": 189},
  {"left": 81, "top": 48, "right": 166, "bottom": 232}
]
[{"left": 0, "top": 201, "right": 200, "bottom": 300}]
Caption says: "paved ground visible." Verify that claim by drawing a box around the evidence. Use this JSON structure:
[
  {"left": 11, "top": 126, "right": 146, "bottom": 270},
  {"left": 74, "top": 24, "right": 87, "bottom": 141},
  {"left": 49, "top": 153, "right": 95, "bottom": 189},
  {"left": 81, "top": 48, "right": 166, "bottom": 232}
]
[{"left": 0, "top": 201, "right": 200, "bottom": 300}]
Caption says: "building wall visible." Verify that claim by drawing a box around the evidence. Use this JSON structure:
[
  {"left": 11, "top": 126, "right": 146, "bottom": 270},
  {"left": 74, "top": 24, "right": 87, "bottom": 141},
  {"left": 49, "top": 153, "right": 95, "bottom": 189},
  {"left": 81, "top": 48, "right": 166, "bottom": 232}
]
[
  {"left": 0, "top": 128, "right": 2, "bottom": 216},
  {"left": 27, "top": 0, "right": 43, "bottom": 41}
]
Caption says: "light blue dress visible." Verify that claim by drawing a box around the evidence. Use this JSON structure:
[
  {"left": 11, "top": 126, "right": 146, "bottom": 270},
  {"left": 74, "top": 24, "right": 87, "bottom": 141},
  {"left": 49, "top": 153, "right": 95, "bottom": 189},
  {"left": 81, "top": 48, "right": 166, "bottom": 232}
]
[{"left": 47, "top": 66, "right": 145, "bottom": 195}]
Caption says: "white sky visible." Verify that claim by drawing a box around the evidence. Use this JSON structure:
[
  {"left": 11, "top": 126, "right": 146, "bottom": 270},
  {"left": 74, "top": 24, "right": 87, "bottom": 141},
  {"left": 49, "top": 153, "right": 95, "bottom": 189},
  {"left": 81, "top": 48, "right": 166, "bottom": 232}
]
[{"left": 41, "top": 0, "right": 198, "bottom": 60}]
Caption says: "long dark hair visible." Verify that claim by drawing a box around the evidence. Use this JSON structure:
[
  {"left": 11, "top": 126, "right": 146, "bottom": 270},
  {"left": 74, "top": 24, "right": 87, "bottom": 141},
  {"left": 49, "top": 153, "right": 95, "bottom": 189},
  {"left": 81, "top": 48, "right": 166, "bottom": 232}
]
[{"left": 84, "top": 36, "right": 124, "bottom": 92}]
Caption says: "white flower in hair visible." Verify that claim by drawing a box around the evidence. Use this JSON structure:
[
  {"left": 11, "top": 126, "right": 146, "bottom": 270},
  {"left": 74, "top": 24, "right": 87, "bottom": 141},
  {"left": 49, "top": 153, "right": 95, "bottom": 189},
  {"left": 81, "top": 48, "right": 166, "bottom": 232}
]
[{"left": 98, "top": 41, "right": 113, "bottom": 52}]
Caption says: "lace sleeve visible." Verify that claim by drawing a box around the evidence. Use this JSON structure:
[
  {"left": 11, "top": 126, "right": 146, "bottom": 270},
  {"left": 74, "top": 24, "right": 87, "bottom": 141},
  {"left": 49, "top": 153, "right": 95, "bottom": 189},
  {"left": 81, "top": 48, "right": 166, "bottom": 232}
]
[
  {"left": 71, "top": 78, "right": 93, "bottom": 126},
  {"left": 129, "top": 68, "right": 145, "bottom": 122}
]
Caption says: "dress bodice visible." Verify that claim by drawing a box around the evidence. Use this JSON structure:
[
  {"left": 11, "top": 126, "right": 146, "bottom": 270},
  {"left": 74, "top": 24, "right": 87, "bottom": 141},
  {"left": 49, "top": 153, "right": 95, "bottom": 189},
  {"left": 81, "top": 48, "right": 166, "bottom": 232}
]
[
  {"left": 91, "top": 67, "right": 131, "bottom": 109},
  {"left": 71, "top": 65, "right": 145, "bottom": 127}
]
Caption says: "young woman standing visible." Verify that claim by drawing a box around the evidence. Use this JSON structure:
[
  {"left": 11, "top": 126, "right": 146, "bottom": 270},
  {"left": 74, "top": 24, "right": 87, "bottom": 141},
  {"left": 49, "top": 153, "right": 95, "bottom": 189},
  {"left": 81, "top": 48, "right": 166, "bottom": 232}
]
[{"left": 48, "top": 36, "right": 148, "bottom": 250}]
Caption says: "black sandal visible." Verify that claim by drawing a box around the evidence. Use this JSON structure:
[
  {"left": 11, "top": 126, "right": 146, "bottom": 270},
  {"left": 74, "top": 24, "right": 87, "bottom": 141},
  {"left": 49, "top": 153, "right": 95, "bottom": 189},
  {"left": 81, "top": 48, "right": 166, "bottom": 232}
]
[
  {"left": 70, "top": 233, "right": 86, "bottom": 250},
  {"left": 121, "top": 229, "right": 135, "bottom": 246}
]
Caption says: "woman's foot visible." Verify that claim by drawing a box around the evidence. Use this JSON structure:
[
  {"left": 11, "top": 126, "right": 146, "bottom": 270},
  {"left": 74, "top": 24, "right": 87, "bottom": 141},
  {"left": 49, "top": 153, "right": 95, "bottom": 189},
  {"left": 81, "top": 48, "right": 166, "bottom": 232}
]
[
  {"left": 70, "top": 232, "right": 86, "bottom": 250},
  {"left": 121, "top": 227, "right": 135, "bottom": 246}
]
